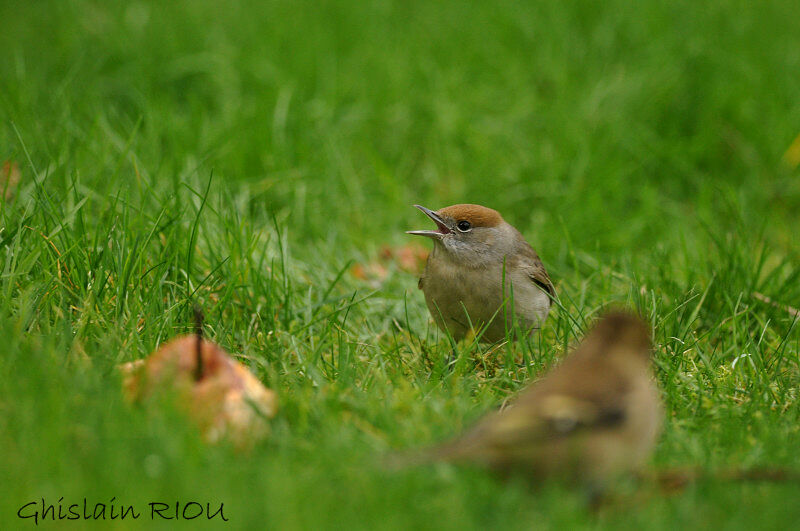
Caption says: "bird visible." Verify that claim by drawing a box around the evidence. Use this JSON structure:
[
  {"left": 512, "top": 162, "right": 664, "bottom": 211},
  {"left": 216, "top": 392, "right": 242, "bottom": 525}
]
[
  {"left": 409, "top": 312, "right": 663, "bottom": 485},
  {"left": 407, "top": 203, "right": 554, "bottom": 343}
]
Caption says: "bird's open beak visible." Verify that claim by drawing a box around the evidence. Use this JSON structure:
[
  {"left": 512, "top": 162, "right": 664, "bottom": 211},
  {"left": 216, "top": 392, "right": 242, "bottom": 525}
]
[{"left": 406, "top": 204, "right": 452, "bottom": 239}]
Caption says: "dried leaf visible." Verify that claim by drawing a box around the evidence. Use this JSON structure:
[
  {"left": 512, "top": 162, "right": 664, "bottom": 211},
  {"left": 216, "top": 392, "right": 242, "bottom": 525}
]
[
  {"left": 394, "top": 243, "right": 428, "bottom": 274},
  {"left": 350, "top": 243, "right": 429, "bottom": 284},
  {"left": 1, "top": 160, "right": 21, "bottom": 200},
  {"left": 350, "top": 263, "right": 368, "bottom": 280},
  {"left": 349, "top": 261, "right": 388, "bottom": 284}
]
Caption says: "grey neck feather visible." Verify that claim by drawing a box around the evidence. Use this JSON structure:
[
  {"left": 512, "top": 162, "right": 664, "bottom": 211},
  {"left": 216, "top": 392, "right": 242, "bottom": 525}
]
[{"left": 434, "top": 223, "right": 517, "bottom": 269}]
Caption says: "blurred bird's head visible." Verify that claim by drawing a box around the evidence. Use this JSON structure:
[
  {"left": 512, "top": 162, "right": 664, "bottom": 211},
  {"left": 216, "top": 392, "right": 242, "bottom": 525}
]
[{"left": 588, "top": 311, "right": 653, "bottom": 361}]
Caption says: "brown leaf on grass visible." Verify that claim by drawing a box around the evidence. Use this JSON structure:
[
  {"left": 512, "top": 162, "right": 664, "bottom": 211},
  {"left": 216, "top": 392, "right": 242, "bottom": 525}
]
[
  {"left": 1, "top": 160, "right": 21, "bottom": 200},
  {"left": 390, "top": 243, "right": 429, "bottom": 275},
  {"left": 349, "top": 263, "right": 366, "bottom": 280},
  {"left": 350, "top": 261, "right": 389, "bottom": 281},
  {"left": 120, "top": 336, "right": 278, "bottom": 448},
  {"left": 350, "top": 243, "right": 429, "bottom": 285}
]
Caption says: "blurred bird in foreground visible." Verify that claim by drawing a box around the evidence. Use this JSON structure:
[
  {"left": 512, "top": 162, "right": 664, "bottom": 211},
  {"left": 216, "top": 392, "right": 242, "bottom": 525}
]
[
  {"left": 407, "top": 204, "right": 554, "bottom": 343},
  {"left": 399, "top": 312, "right": 662, "bottom": 485}
]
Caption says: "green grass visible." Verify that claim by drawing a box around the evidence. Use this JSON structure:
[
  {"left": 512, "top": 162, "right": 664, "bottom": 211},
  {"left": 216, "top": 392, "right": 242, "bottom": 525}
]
[{"left": 2, "top": 0, "right": 800, "bottom": 528}]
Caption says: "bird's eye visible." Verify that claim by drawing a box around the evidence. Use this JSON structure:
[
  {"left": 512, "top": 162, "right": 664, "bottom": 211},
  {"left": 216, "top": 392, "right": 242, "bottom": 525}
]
[{"left": 456, "top": 220, "right": 472, "bottom": 232}]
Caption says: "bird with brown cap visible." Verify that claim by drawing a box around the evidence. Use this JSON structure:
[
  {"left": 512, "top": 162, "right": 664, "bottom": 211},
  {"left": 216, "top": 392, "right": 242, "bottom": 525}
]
[{"left": 408, "top": 203, "right": 554, "bottom": 343}]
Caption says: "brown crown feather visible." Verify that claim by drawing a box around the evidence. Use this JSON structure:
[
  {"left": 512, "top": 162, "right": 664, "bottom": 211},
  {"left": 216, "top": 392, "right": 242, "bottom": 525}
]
[{"left": 437, "top": 204, "right": 504, "bottom": 228}]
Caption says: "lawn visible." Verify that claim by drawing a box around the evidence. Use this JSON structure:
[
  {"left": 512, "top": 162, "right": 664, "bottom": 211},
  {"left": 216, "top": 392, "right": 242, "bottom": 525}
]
[{"left": 1, "top": 0, "right": 800, "bottom": 528}]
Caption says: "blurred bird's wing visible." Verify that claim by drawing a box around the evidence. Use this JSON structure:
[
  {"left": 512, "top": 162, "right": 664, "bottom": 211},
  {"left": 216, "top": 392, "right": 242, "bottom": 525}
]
[
  {"left": 443, "top": 357, "right": 630, "bottom": 461},
  {"left": 485, "top": 392, "right": 625, "bottom": 446},
  {"left": 436, "top": 394, "right": 627, "bottom": 466}
]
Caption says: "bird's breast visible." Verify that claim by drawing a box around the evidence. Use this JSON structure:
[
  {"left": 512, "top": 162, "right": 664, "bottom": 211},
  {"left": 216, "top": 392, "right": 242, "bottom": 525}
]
[{"left": 421, "top": 257, "right": 549, "bottom": 340}]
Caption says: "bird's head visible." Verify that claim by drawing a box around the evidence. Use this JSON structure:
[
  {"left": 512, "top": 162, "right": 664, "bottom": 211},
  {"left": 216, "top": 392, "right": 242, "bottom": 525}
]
[{"left": 407, "top": 204, "right": 515, "bottom": 266}]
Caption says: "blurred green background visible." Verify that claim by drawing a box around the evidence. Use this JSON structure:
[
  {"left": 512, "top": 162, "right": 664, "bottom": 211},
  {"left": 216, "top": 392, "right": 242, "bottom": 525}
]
[{"left": 1, "top": 0, "right": 799, "bottom": 528}]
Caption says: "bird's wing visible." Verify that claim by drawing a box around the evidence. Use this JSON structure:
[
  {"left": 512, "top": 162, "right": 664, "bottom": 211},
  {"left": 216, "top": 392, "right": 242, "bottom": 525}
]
[{"left": 510, "top": 241, "right": 555, "bottom": 301}]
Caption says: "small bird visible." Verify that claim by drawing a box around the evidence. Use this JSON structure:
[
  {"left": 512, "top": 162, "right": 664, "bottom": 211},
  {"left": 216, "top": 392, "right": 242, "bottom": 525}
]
[
  {"left": 407, "top": 204, "right": 554, "bottom": 342},
  {"left": 414, "top": 312, "right": 663, "bottom": 484}
]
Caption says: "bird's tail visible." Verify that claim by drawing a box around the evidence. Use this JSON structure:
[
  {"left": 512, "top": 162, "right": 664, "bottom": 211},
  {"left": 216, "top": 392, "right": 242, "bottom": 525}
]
[
  {"left": 383, "top": 435, "right": 481, "bottom": 470},
  {"left": 383, "top": 444, "right": 447, "bottom": 470}
]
